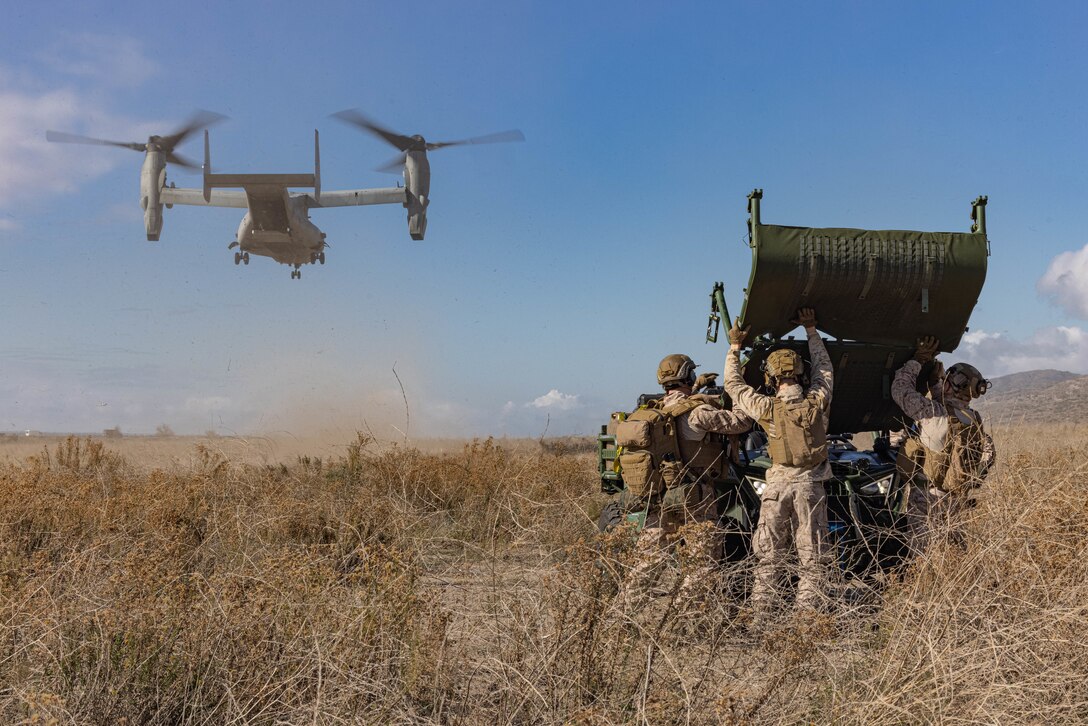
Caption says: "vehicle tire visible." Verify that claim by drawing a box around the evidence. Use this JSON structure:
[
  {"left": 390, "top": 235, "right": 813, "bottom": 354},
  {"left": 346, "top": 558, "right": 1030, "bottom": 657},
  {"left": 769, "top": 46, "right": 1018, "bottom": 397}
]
[{"left": 597, "top": 501, "right": 623, "bottom": 533}]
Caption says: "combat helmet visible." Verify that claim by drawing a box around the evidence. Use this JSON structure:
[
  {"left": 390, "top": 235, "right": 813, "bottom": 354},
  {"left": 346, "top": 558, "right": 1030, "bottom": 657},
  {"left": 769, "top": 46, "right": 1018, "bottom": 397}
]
[
  {"left": 763, "top": 348, "right": 804, "bottom": 387},
  {"left": 657, "top": 354, "right": 698, "bottom": 388},
  {"left": 945, "top": 362, "right": 990, "bottom": 399}
]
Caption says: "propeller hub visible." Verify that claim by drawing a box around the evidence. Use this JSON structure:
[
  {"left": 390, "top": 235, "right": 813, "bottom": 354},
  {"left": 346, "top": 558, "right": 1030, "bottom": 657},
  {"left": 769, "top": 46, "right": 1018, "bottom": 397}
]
[{"left": 330, "top": 108, "right": 524, "bottom": 171}]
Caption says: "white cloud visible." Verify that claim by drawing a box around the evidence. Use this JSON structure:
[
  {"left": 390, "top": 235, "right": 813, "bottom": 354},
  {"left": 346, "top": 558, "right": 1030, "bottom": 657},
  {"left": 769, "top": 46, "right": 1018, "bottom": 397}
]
[
  {"left": 0, "top": 35, "right": 161, "bottom": 212},
  {"left": 955, "top": 325, "right": 1088, "bottom": 377},
  {"left": 1038, "top": 243, "right": 1088, "bottom": 320},
  {"left": 0, "top": 86, "right": 98, "bottom": 203},
  {"left": 529, "top": 388, "right": 581, "bottom": 411},
  {"left": 485, "top": 389, "right": 598, "bottom": 437},
  {"left": 960, "top": 330, "right": 1001, "bottom": 347}
]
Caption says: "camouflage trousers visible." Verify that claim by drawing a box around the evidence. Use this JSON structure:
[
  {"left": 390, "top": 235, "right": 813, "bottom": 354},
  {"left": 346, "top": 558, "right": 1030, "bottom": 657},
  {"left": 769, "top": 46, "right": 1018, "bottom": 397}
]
[
  {"left": 750, "top": 478, "right": 830, "bottom": 612},
  {"left": 906, "top": 481, "right": 971, "bottom": 554},
  {"left": 618, "top": 480, "right": 722, "bottom": 613}
]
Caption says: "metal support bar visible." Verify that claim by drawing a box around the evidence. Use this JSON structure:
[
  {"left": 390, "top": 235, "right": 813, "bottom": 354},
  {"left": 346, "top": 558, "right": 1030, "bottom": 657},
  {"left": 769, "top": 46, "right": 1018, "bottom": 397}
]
[
  {"left": 747, "top": 188, "right": 763, "bottom": 247},
  {"left": 971, "top": 195, "right": 988, "bottom": 235},
  {"left": 314, "top": 129, "right": 321, "bottom": 204},
  {"left": 706, "top": 281, "right": 731, "bottom": 343}
]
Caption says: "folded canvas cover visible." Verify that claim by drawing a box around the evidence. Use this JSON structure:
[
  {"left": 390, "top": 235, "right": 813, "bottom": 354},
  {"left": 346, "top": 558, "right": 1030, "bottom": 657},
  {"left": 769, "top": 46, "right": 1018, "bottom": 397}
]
[
  {"left": 737, "top": 194, "right": 988, "bottom": 351},
  {"left": 730, "top": 191, "right": 989, "bottom": 433}
]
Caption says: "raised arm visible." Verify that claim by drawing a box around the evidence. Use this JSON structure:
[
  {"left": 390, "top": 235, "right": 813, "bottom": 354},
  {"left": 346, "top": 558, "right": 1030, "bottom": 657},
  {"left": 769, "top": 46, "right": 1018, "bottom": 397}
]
[
  {"left": 688, "top": 404, "right": 753, "bottom": 435},
  {"left": 722, "top": 321, "right": 774, "bottom": 421},
  {"left": 891, "top": 337, "right": 946, "bottom": 421},
  {"left": 797, "top": 308, "right": 832, "bottom": 409}
]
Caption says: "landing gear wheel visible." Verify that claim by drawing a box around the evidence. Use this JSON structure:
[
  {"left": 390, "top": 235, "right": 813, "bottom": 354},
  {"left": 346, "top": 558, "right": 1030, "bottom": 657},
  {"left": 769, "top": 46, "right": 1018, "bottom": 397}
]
[
  {"left": 242, "top": 252, "right": 250, "bottom": 265},
  {"left": 234, "top": 252, "right": 241, "bottom": 265},
  {"left": 318, "top": 252, "right": 325, "bottom": 265}
]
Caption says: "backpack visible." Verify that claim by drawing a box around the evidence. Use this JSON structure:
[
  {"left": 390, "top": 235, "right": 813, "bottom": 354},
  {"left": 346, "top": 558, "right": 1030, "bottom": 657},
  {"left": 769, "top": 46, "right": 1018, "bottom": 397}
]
[
  {"left": 922, "top": 405, "right": 989, "bottom": 494},
  {"left": 757, "top": 394, "right": 828, "bottom": 469},
  {"left": 614, "top": 399, "right": 704, "bottom": 499}
]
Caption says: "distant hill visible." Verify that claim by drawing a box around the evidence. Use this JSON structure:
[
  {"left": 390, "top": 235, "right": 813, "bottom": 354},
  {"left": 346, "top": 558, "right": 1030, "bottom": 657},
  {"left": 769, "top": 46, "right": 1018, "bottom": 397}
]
[{"left": 976, "top": 369, "right": 1088, "bottom": 424}]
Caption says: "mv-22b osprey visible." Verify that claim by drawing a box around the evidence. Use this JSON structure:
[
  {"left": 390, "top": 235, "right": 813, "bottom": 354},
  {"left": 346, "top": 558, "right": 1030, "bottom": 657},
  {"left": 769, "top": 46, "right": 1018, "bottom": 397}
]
[{"left": 46, "top": 111, "right": 523, "bottom": 279}]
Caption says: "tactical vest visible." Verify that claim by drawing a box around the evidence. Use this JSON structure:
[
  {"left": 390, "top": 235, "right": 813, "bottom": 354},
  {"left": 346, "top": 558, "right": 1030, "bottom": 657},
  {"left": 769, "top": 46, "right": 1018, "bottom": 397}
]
[
  {"left": 919, "top": 405, "right": 988, "bottom": 494},
  {"left": 757, "top": 394, "right": 828, "bottom": 469},
  {"left": 614, "top": 399, "right": 728, "bottom": 499}
]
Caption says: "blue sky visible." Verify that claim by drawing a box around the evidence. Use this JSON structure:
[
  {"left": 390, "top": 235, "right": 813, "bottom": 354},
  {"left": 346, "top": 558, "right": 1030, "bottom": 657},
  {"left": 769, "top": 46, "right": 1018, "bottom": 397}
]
[{"left": 2, "top": 1, "right": 1087, "bottom": 437}]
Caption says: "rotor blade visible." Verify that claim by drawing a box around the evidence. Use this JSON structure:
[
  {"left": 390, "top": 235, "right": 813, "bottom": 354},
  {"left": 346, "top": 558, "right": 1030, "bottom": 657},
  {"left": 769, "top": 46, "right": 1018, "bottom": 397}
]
[
  {"left": 164, "top": 151, "right": 200, "bottom": 170},
  {"left": 45, "top": 130, "right": 144, "bottom": 151},
  {"left": 331, "top": 109, "right": 416, "bottom": 152},
  {"left": 158, "top": 109, "right": 228, "bottom": 151},
  {"left": 426, "top": 129, "right": 525, "bottom": 150},
  {"left": 375, "top": 153, "right": 408, "bottom": 174}
]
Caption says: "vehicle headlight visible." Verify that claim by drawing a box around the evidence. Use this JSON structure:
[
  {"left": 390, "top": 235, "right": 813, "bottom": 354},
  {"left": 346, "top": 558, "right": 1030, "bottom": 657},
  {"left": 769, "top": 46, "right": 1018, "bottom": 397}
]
[{"left": 858, "top": 474, "right": 894, "bottom": 496}]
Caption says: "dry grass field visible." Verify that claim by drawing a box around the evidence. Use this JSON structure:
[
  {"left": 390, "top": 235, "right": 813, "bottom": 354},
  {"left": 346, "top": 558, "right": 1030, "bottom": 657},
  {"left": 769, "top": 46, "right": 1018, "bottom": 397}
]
[{"left": 1, "top": 426, "right": 1087, "bottom": 724}]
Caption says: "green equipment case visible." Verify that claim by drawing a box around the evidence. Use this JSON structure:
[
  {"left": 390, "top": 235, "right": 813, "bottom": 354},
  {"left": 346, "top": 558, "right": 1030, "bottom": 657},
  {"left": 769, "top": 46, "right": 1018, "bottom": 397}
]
[
  {"left": 722, "top": 190, "right": 990, "bottom": 434},
  {"left": 739, "top": 190, "right": 989, "bottom": 351}
]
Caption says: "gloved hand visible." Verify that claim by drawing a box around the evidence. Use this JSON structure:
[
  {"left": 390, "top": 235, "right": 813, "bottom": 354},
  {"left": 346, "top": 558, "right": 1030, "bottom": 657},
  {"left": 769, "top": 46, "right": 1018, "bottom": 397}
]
[
  {"left": 693, "top": 372, "right": 718, "bottom": 390},
  {"left": 914, "top": 336, "right": 940, "bottom": 363},
  {"left": 793, "top": 307, "right": 818, "bottom": 330},
  {"left": 728, "top": 321, "right": 750, "bottom": 347}
]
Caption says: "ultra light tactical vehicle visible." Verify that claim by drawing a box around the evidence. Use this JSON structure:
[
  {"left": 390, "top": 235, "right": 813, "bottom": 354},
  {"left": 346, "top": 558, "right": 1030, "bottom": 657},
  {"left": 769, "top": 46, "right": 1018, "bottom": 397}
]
[{"left": 598, "top": 190, "right": 990, "bottom": 578}]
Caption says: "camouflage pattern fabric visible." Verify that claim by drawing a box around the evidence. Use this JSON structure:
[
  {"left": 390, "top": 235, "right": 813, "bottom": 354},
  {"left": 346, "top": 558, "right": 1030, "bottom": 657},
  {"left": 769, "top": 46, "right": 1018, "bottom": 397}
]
[
  {"left": 659, "top": 389, "right": 752, "bottom": 441},
  {"left": 892, "top": 358, "right": 996, "bottom": 552},
  {"left": 619, "top": 482, "right": 724, "bottom": 613},
  {"left": 618, "top": 391, "right": 751, "bottom": 613},
  {"left": 904, "top": 482, "right": 973, "bottom": 553},
  {"left": 750, "top": 478, "right": 830, "bottom": 611},
  {"left": 724, "top": 329, "right": 834, "bottom": 612},
  {"left": 891, "top": 359, "right": 995, "bottom": 474},
  {"left": 724, "top": 329, "right": 834, "bottom": 485}
]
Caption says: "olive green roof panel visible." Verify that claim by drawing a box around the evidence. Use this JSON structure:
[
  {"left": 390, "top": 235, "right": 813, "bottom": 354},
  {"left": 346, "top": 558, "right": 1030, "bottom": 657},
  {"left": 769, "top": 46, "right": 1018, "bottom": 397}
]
[{"left": 737, "top": 193, "right": 989, "bottom": 352}]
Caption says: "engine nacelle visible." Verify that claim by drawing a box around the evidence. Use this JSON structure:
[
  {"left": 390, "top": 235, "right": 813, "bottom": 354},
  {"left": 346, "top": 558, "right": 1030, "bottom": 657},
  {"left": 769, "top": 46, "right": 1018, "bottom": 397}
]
[
  {"left": 408, "top": 198, "right": 427, "bottom": 240},
  {"left": 140, "top": 150, "right": 166, "bottom": 241},
  {"left": 404, "top": 149, "right": 430, "bottom": 240}
]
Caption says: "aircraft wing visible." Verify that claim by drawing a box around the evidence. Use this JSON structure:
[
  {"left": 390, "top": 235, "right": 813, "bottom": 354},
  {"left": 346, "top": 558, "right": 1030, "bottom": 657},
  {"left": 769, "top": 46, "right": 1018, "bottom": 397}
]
[
  {"left": 161, "top": 187, "right": 248, "bottom": 208},
  {"left": 166, "top": 183, "right": 296, "bottom": 232},
  {"left": 304, "top": 187, "right": 406, "bottom": 208}
]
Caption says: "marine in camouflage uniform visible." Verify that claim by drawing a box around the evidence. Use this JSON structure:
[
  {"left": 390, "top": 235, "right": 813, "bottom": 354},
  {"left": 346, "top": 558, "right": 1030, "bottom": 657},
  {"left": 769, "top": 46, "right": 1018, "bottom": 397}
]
[
  {"left": 891, "top": 337, "right": 996, "bottom": 553},
  {"left": 619, "top": 354, "right": 753, "bottom": 612},
  {"left": 723, "top": 308, "right": 834, "bottom": 613}
]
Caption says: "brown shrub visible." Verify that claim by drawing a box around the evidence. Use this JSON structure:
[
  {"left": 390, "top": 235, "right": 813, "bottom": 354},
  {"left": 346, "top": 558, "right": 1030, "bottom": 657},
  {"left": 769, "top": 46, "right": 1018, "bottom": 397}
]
[{"left": 4, "top": 428, "right": 1087, "bottom": 723}]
